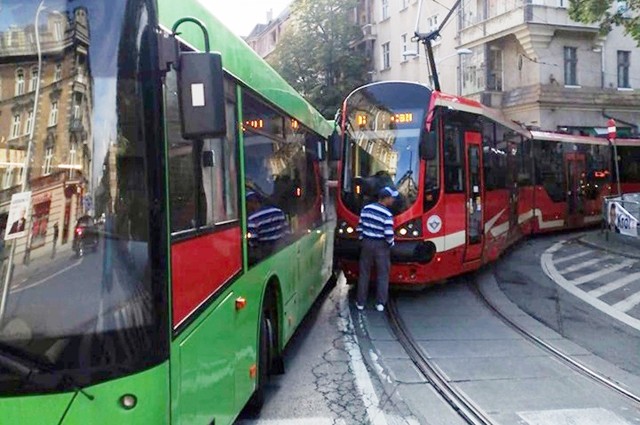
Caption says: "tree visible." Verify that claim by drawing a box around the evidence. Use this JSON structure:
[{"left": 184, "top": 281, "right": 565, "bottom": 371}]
[
  {"left": 268, "top": 0, "right": 370, "bottom": 118},
  {"left": 569, "top": 0, "right": 640, "bottom": 45}
]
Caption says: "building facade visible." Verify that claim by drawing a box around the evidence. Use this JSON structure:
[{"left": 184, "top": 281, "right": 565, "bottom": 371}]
[
  {"left": 0, "top": 7, "right": 93, "bottom": 262},
  {"left": 245, "top": 8, "right": 291, "bottom": 59},
  {"left": 358, "top": 0, "right": 639, "bottom": 135}
]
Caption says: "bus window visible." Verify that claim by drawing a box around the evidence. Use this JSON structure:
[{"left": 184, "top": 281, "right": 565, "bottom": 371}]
[
  {"left": 167, "top": 71, "right": 239, "bottom": 234},
  {"left": 242, "top": 92, "right": 323, "bottom": 265}
]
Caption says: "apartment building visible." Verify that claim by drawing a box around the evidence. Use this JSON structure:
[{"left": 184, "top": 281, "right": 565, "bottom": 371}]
[
  {"left": 360, "top": 0, "right": 639, "bottom": 135},
  {"left": 245, "top": 8, "right": 291, "bottom": 59},
  {"left": 457, "top": 0, "right": 640, "bottom": 135},
  {"left": 354, "top": 0, "right": 461, "bottom": 94},
  {"left": 0, "top": 7, "right": 93, "bottom": 260}
]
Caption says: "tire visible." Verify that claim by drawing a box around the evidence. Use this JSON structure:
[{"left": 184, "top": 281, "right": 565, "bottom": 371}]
[{"left": 245, "top": 313, "right": 270, "bottom": 415}]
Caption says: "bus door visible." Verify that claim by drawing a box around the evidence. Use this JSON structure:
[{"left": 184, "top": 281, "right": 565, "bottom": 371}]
[
  {"left": 464, "top": 131, "right": 484, "bottom": 263},
  {"left": 565, "top": 152, "right": 586, "bottom": 225}
]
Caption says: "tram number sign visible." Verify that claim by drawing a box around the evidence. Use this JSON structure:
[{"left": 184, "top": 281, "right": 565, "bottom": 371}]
[{"left": 427, "top": 215, "right": 442, "bottom": 234}]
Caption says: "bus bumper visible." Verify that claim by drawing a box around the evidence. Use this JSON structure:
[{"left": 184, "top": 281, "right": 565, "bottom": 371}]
[{"left": 335, "top": 238, "right": 436, "bottom": 264}]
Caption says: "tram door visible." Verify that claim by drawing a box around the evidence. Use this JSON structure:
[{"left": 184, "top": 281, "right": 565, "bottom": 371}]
[
  {"left": 464, "top": 131, "right": 484, "bottom": 263},
  {"left": 565, "top": 152, "right": 586, "bottom": 226}
]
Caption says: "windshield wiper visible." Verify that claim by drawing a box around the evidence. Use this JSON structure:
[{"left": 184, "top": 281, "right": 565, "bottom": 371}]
[{"left": 0, "top": 342, "right": 94, "bottom": 400}]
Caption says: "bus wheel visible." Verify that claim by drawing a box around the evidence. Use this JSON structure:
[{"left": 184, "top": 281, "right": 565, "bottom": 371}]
[{"left": 246, "top": 312, "right": 271, "bottom": 414}]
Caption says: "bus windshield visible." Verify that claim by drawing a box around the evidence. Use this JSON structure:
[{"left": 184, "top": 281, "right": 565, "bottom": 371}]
[
  {"left": 341, "top": 82, "right": 431, "bottom": 214},
  {"left": 0, "top": 0, "right": 166, "bottom": 394}
]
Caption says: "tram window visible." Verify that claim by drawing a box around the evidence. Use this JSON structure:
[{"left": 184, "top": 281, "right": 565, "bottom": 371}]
[
  {"left": 618, "top": 146, "right": 640, "bottom": 182},
  {"left": 444, "top": 124, "right": 465, "bottom": 193},
  {"left": 533, "top": 140, "right": 566, "bottom": 202},
  {"left": 482, "top": 120, "right": 507, "bottom": 190},
  {"left": 167, "top": 71, "right": 239, "bottom": 234}
]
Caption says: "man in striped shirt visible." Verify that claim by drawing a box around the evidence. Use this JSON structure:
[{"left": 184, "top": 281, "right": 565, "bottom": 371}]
[
  {"left": 246, "top": 191, "right": 287, "bottom": 258},
  {"left": 356, "top": 186, "right": 398, "bottom": 312}
]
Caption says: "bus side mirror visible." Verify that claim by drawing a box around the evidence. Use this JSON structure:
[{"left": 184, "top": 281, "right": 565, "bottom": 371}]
[
  {"left": 420, "top": 131, "right": 437, "bottom": 161},
  {"left": 177, "top": 52, "right": 226, "bottom": 139}
]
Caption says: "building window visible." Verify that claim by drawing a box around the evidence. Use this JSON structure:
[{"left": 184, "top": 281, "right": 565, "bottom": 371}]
[
  {"left": 69, "top": 141, "right": 78, "bottom": 176},
  {"left": 563, "top": 47, "right": 578, "bottom": 86},
  {"left": 428, "top": 14, "right": 439, "bottom": 31},
  {"left": 382, "top": 0, "right": 389, "bottom": 19},
  {"left": 43, "top": 147, "right": 54, "bottom": 175},
  {"left": 3, "top": 168, "right": 15, "bottom": 189},
  {"left": 487, "top": 48, "right": 503, "bottom": 91},
  {"left": 382, "top": 42, "right": 390, "bottom": 69},
  {"left": 15, "top": 68, "right": 25, "bottom": 96},
  {"left": 617, "top": 50, "right": 630, "bottom": 88},
  {"left": 54, "top": 63, "right": 62, "bottom": 82},
  {"left": 29, "top": 67, "right": 38, "bottom": 92},
  {"left": 10, "top": 114, "right": 21, "bottom": 139},
  {"left": 24, "top": 110, "right": 34, "bottom": 135},
  {"left": 54, "top": 20, "right": 63, "bottom": 41},
  {"left": 49, "top": 101, "right": 58, "bottom": 126},
  {"left": 401, "top": 34, "right": 408, "bottom": 61}
]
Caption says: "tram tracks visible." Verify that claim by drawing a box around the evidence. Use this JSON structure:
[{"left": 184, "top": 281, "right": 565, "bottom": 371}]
[
  {"left": 386, "top": 296, "right": 495, "bottom": 425},
  {"left": 472, "top": 278, "right": 640, "bottom": 406},
  {"left": 386, "top": 275, "right": 640, "bottom": 425}
]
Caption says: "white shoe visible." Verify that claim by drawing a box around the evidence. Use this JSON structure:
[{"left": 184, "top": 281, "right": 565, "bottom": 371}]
[
  {"left": 356, "top": 303, "right": 364, "bottom": 311},
  {"left": 376, "top": 304, "right": 384, "bottom": 312}
]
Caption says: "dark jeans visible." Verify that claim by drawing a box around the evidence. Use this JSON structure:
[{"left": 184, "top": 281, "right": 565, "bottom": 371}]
[{"left": 357, "top": 238, "right": 391, "bottom": 306}]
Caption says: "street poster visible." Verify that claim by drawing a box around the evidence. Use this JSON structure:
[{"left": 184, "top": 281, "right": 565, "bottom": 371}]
[
  {"left": 4, "top": 191, "right": 32, "bottom": 241},
  {"left": 607, "top": 201, "right": 639, "bottom": 237}
]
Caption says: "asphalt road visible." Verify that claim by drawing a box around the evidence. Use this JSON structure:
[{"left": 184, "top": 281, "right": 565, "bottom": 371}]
[{"left": 496, "top": 233, "right": 640, "bottom": 376}]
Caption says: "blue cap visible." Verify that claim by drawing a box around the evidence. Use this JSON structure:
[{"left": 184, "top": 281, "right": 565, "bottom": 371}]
[
  {"left": 378, "top": 186, "right": 399, "bottom": 199},
  {"left": 246, "top": 190, "right": 260, "bottom": 200}
]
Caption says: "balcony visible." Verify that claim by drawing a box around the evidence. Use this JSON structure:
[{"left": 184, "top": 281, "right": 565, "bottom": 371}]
[
  {"left": 459, "top": 1, "right": 599, "bottom": 57},
  {"left": 6, "top": 135, "right": 29, "bottom": 150},
  {"left": 501, "top": 84, "right": 640, "bottom": 109}
]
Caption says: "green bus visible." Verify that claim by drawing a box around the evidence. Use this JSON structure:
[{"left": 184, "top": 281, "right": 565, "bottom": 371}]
[{"left": 0, "top": 0, "right": 335, "bottom": 423}]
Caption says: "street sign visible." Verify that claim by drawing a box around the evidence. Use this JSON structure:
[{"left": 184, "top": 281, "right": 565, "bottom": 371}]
[{"left": 608, "top": 118, "right": 616, "bottom": 140}]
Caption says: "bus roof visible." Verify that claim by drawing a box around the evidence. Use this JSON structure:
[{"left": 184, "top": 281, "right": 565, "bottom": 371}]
[{"left": 157, "top": 1, "right": 333, "bottom": 138}]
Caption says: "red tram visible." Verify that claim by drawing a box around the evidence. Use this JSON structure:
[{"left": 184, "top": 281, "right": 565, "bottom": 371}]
[{"left": 334, "top": 81, "right": 640, "bottom": 286}]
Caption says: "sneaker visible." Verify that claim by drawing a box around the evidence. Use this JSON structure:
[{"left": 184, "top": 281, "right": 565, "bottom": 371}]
[
  {"left": 376, "top": 304, "right": 384, "bottom": 312},
  {"left": 356, "top": 303, "right": 364, "bottom": 311}
]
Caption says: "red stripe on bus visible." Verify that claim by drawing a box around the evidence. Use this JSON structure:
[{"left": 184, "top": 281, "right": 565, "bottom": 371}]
[{"left": 171, "top": 226, "right": 242, "bottom": 328}]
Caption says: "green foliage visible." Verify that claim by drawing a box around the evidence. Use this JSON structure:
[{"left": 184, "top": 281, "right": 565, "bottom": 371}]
[
  {"left": 569, "top": 0, "right": 640, "bottom": 45},
  {"left": 268, "top": 0, "right": 370, "bottom": 118}
]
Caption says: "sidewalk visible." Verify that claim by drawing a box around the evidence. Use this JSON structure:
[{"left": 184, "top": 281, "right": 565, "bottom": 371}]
[
  {"left": 10, "top": 244, "right": 76, "bottom": 287},
  {"left": 578, "top": 229, "right": 640, "bottom": 259}
]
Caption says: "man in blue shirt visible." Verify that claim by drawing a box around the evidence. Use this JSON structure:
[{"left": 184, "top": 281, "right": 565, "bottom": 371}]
[{"left": 356, "top": 186, "right": 398, "bottom": 312}]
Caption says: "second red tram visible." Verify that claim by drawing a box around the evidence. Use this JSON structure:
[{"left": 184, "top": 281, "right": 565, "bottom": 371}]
[{"left": 334, "top": 81, "right": 640, "bottom": 286}]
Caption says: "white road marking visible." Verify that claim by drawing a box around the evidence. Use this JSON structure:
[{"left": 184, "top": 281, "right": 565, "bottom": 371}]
[
  {"left": 572, "top": 259, "right": 636, "bottom": 285},
  {"left": 553, "top": 250, "right": 591, "bottom": 265},
  {"left": 237, "top": 418, "right": 345, "bottom": 425},
  {"left": 518, "top": 407, "right": 631, "bottom": 425},
  {"left": 612, "top": 290, "right": 640, "bottom": 313},
  {"left": 338, "top": 291, "right": 390, "bottom": 425},
  {"left": 557, "top": 256, "right": 612, "bottom": 274},
  {"left": 588, "top": 271, "right": 640, "bottom": 298},
  {"left": 11, "top": 258, "right": 83, "bottom": 294},
  {"left": 542, "top": 242, "right": 640, "bottom": 331}
]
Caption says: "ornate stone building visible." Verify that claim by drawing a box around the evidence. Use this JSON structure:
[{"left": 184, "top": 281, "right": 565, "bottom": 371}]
[{"left": 0, "top": 7, "right": 93, "bottom": 259}]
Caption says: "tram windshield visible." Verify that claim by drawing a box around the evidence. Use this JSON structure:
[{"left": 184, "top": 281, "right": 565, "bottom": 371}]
[
  {"left": 341, "top": 82, "right": 431, "bottom": 214},
  {"left": 0, "top": 0, "right": 167, "bottom": 395}
]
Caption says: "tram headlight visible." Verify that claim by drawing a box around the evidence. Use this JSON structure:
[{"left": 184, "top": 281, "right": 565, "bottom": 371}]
[
  {"left": 396, "top": 219, "right": 422, "bottom": 238},
  {"left": 337, "top": 221, "right": 357, "bottom": 237}
]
